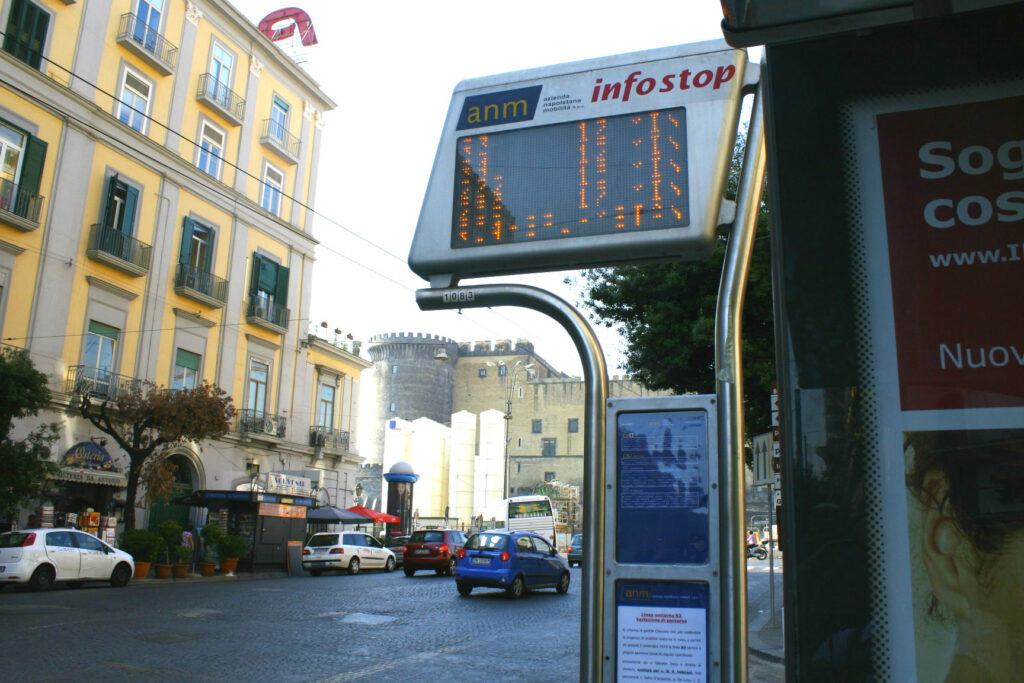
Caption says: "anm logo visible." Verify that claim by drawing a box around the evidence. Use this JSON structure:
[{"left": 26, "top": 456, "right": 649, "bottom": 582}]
[{"left": 456, "top": 85, "right": 542, "bottom": 130}]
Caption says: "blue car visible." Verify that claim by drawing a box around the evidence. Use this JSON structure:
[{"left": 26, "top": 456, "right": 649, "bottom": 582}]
[{"left": 456, "top": 530, "right": 570, "bottom": 599}]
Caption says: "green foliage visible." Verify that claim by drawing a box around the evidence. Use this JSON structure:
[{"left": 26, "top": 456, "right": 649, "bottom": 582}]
[
  {"left": 119, "top": 528, "right": 163, "bottom": 563},
  {"left": 156, "top": 519, "right": 183, "bottom": 564},
  {"left": 200, "top": 524, "right": 225, "bottom": 562},
  {"left": 173, "top": 545, "right": 191, "bottom": 565},
  {"left": 217, "top": 534, "right": 249, "bottom": 560},
  {"left": 0, "top": 348, "right": 60, "bottom": 519}
]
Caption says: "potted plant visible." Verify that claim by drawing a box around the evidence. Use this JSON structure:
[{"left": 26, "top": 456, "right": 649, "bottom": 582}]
[
  {"left": 199, "top": 524, "right": 224, "bottom": 577},
  {"left": 216, "top": 534, "right": 248, "bottom": 575},
  {"left": 155, "top": 520, "right": 183, "bottom": 579},
  {"left": 119, "top": 528, "right": 162, "bottom": 579},
  {"left": 172, "top": 545, "right": 190, "bottom": 578}
]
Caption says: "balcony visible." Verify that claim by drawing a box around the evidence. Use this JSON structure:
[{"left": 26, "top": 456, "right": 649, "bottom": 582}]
[
  {"left": 246, "top": 296, "right": 289, "bottom": 334},
  {"left": 115, "top": 13, "right": 178, "bottom": 76},
  {"left": 86, "top": 224, "right": 152, "bottom": 276},
  {"left": 259, "top": 119, "right": 300, "bottom": 164},
  {"left": 65, "top": 365, "right": 141, "bottom": 402},
  {"left": 238, "top": 409, "right": 286, "bottom": 439},
  {"left": 174, "top": 263, "right": 228, "bottom": 308},
  {"left": 0, "top": 177, "right": 44, "bottom": 231},
  {"left": 196, "top": 74, "right": 245, "bottom": 126},
  {"left": 309, "top": 426, "right": 350, "bottom": 453}
]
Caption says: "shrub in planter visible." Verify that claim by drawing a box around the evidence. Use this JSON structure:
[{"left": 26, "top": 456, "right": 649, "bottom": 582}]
[
  {"left": 156, "top": 520, "right": 184, "bottom": 565},
  {"left": 199, "top": 524, "right": 224, "bottom": 576},
  {"left": 172, "top": 545, "right": 191, "bottom": 577},
  {"left": 217, "top": 534, "right": 248, "bottom": 574},
  {"left": 119, "top": 528, "right": 162, "bottom": 578}
]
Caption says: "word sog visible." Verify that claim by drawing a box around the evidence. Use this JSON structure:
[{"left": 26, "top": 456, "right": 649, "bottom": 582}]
[{"left": 591, "top": 65, "right": 736, "bottom": 103}]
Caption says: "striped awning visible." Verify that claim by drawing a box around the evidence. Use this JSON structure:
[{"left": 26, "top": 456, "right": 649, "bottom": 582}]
[{"left": 51, "top": 467, "right": 127, "bottom": 487}]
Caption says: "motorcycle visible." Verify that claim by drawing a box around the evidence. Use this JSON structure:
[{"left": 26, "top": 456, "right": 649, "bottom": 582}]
[{"left": 746, "top": 543, "right": 768, "bottom": 561}]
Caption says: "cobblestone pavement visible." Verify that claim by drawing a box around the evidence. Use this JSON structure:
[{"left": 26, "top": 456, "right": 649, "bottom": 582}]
[{"left": 1, "top": 563, "right": 785, "bottom": 681}]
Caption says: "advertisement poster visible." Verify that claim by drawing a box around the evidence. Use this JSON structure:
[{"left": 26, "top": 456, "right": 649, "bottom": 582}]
[{"left": 853, "top": 91, "right": 1024, "bottom": 680}]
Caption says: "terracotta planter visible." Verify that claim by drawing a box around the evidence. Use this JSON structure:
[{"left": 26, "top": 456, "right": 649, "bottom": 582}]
[
  {"left": 200, "top": 561, "right": 217, "bottom": 577},
  {"left": 172, "top": 563, "right": 189, "bottom": 578},
  {"left": 133, "top": 561, "right": 152, "bottom": 579},
  {"left": 154, "top": 563, "right": 172, "bottom": 579},
  {"left": 219, "top": 558, "right": 239, "bottom": 574}
]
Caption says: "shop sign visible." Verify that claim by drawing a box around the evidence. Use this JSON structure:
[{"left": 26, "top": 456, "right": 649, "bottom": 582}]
[
  {"left": 60, "top": 442, "right": 117, "bottom": 471},
  {"left": 258, "top": 502, "right": 307, "bottom": 519},
  {"left": 266, "top": 472, "right": 312, "bottom": 496},
  {"left": 51, "top": 467, "right": 128, "bottom": 487}
]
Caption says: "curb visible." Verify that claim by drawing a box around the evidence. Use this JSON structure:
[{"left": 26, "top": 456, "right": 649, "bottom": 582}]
[{"left": 749, "top": 647, "right": 785, "bottom": 665}]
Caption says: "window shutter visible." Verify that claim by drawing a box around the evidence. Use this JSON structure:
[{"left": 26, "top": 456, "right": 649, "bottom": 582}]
[
  {"left": 88, "top": 320, "right": 120, "bottom": 340},
  {"left": 121, "top": 184, "right": 138, "bottom": 234},
  {"left": 19, "top": 134, "right": 47, "bottom": 197},
  {"left": 102, "top": 174, "right": 119, "bottom": 228},
  {"left": 257, "top": 257, "right": 278, "bottom": 294},
  {"left": 275, "top": 263, "right": 289, "bottom": 304},
  {"left": 249, "top": 253, "right": 265, "bottom": 296},
  {"left": 179, "top": 217, "right": 194, "bottom": 264},
  {"left": 175, "top": 349, "right": 201, "bottom": 372}
]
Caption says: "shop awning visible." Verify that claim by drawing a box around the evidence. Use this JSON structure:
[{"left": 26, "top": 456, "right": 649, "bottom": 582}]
[
  {"left": 346, "top": 505, "right": 400, "bottom": 524},
  {"left": 307, "top": 506, "right": 372, "bottom": 524},
  {"left": 51, "top": 467, "right": 128, "bottom": 487}
]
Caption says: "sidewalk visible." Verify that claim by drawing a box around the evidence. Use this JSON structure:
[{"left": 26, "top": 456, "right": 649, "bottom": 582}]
[
  {"left": 130, "top": 569, "right": 287, "bottom": 585},
  {"left": 749, "top": 605, "right": 784, "bottom": 663}
]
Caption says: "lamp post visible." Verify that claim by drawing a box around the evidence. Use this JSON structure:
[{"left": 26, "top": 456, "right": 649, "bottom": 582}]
[{"left": 488, "top": 360, "right": 534, "bottom": 499}]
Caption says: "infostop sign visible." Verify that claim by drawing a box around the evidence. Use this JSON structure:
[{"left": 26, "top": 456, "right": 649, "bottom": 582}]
[{"left": 409, "top": 41, "right": 749, "bottom": 286}]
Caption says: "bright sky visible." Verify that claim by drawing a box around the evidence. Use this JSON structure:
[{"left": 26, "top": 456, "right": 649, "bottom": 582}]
[{"left": 237, "top": 1, "right": 751, "bottom": 376}]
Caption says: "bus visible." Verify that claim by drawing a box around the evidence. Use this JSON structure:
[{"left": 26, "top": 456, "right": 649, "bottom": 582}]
[{"left": 502, "top": 495, "right": 558, "bottom": 550}]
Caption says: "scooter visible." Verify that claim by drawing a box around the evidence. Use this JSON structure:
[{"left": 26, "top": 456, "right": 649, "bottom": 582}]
[{"left": 746, "top": 543, "right": 768, "bottom": 560}]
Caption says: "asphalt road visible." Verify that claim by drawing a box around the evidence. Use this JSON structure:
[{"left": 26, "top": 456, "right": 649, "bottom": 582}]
[{"left": 1, "top": 561, "right": 784, "bottom": 682}]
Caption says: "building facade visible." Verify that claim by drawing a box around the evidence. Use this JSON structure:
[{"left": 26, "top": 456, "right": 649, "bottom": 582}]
[{"left": 1, "top": 0, "right": 368, "bottom": 540}]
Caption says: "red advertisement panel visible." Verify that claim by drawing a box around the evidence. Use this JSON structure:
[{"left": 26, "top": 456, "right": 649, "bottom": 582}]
[{"left": 877, "top": 96, "right": 1024, "bottom": 411}]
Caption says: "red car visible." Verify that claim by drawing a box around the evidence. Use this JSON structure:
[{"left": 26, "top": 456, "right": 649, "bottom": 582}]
[{"left": 403, "top": 529, "right": 466, "bottom": 576}]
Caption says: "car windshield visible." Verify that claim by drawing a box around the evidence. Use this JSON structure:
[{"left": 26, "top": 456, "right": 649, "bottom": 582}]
[
  {"left": 386, "top": 537, "right": 407, "bottom": 547},
  {"left": 410, "top": 531, "right": 443, "bottom": 543},
  {"left": 571, "top": 534, "right": 583, "bottom": 545},
  {"left": 307, "top": 534, "right": 339, "bottom": 547},
  {"left": 465, "top": 533, "right": 509, "bottom": 551},
  {"left": 0, "top": 533, "right": 30, "bottom": 548}
]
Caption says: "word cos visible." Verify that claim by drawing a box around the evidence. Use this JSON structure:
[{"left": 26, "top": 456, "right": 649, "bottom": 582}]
[{"left": 918, "top": 139, "right": 1024, "bottom": 229}]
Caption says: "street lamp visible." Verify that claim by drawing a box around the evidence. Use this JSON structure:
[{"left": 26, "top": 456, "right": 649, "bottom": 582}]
[{"left": 487, "top": 360, "right": 534, "bottom": 498}]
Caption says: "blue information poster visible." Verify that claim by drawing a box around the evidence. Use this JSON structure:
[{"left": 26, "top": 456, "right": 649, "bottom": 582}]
[
  {"left": 616, "top": 410, "right": 709, "bottom": 564},
  {"left": 616, "top": 580, "right": 710, "bottom": 681}
]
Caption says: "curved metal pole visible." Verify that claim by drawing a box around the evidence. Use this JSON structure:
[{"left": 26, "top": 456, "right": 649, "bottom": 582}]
[
  {"left": 417, "top": 284, "right": 608, "bottom": 682},
  {"left": 715, "top": 83, "right": 767, "bottom": 683}
]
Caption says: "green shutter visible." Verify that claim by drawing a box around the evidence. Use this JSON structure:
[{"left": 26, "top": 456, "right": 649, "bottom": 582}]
[
  {"left": 179, "top": 217, "right": 195, "bottom": 264},
  {"left": 258, "top": 258, "right": 278, "bottom": 294},
  {"left": 249, "top": 253, "right": 264, "bottom": 296},
  {"left": 102, "top": 174, "right": 119, "bottom": 229},
  {"left": 19, "top": 134, "right": 47, "bottom": 197},
  {"left": 88, "top": 320, "right": 119, "bottom": 340},
  {"left": 275, "top": 264, "right": 290, "bottom": 303},
  {"left": 174, "top": 349, "right": 201, "bottom": 372},
  {"left": 121, "top": 184, "right": 138, "bottom": 234}
]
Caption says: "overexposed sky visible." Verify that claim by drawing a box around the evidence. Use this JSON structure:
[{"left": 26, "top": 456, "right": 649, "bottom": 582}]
[{"left": 236, "top": 1, "right": 749, "bottom": 376}]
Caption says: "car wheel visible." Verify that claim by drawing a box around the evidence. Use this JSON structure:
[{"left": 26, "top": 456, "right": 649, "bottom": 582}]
[
  {"left": 109, "top": 563, "right": 132, "bottom": 588},
  {"left": 446, "top": 557, "right": 457, "bottom": 576},
  {"left": 385, "top": 556, "right": 396, "bottom": 572},
  {"left": 556, "top": 571, "right": 570, "bottom": 594},
  {"left": 457, "top": 581, "right": 472, "bottom": 596},
  {"left": 404, "top": 567, "right": 415, "bottom": 577},
  {"left": 506, "top": 575, "right": 525, "bottom": 599},
  {"left": 29, "top": 565, "right": 55, "bottom": 592},
  {"left": 309, "top": 569, "right": 323, "bottom": 577},
  {"left": 348, "top": 557, "right": 360, "bottom": 575}
]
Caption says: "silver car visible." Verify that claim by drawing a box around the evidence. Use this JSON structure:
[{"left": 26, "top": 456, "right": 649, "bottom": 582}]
[
  {"left": 0, "top": 528, "right": 135, "bottom": 591},
  {"left": 302, "top": 531, "right": 396, "bottom": 576}
]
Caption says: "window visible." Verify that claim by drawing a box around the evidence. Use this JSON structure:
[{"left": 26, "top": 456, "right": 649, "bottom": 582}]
[
  {"left": 247, "top": 359, "right": 269, "bottom": 414},
  {"left": 269, "top": 96, "right": 288, "bottom": 141},
  {"left": 518, "top": 386, "right": 524, "bottom": 398},
  {"left": 532, "top": 419, "right": 542, "bottom": 434},
  {"left": 542, "top": 439, "right": 557, "bottom": 456},
  {"left": 172, "top": 348, "right": 200, "bottom": 390},
  {"left": 391, "top": 365, "right": 397, "bottom": 375},
  {"left": 3, "top": 0, "right": 49, "bottom": 69},
  {"left": 117, "top": 67, "right": 152, "bottom": 133},
  {"left": 196, "top": 121, "right": 224, "bottom": 179},
  {"left": 0, "top": 118, "right": 47, "bottom": 220},
  {"left": 544, "top": 471, "right": 556, "bottom": 481},
  {"left": 389, "top": 402, "right": 396, "bottom": 412},
  {"left": 102, "top": 174, "right": 139, "bottom": 235},
  {"left": 83, "top": 320, "right": 118, "bottom": 394},
  {"left": 498, "top": 364, "right": 507, "bottom": 377},
  {"left": 178, "top": 217, "right": 215, "bottom": 294},
  {"left": 260, "top": 162, "right": 284, "bottom": 216},
  {"left": 133, "top": 0, "right": 163, "bottom": 52},
  {"left": 568, "top": 418, "right": 579, "bottom": 433},
  {"left": 478, "top": 368, "right": 487, "bottom": 378},
  {"left": 209, "top": 43, "right": 233, "bottom": 106},
  {"left": 249, "top": 253, "right": 289, "bottom": 324},
  {"left": 316, "top": 383, "right": 335, "bottom": 429}
]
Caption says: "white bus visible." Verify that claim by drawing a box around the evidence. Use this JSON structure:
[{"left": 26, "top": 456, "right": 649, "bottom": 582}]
[{"left": 480, "top": 495, "right": 558, "bottom": 550}]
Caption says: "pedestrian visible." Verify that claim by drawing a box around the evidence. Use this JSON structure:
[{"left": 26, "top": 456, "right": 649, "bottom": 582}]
[{"left": 181, "top": 527, "right": 195, "bottom": 572}]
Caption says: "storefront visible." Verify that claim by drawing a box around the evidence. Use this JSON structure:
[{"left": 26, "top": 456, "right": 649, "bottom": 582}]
[{"left": 39, "top": 441, "right": 128, "bottom": 542}]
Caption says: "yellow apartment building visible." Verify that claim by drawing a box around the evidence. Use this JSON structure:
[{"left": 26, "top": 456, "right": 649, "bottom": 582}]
[{"left": 0, "top": 0, "right": 369, "bottom": 559}]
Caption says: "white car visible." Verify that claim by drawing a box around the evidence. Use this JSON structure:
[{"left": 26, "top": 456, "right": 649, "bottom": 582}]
[
  {"left": 302, "top": 531, "right": 395, "bottom": 576},
  {"left": 0, "top": 528, "right": 135, "bottom": 591}
]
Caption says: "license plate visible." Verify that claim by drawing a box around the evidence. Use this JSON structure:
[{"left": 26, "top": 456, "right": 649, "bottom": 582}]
[
  {"left": 414, "top": 549, "right": 430, "bottom": 554},
  {"left": 471, "top": 557, "right": 490, "bottom": 565},
  {"left": 308, "top": 561, "right": 327, "bottom": 566}
]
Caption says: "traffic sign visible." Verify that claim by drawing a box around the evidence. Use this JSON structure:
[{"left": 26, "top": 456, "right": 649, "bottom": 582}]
[{"left": 409, "top": 41, "right": 750, "bottom": 287}]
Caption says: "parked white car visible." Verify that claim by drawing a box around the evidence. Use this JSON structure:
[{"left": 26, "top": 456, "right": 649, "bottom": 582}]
[
  {"left": 302, "top": 531, "right": 395, "bottom": 575},
  {"left": 0, "top": 528, "right": 135, "bottom": 591}
]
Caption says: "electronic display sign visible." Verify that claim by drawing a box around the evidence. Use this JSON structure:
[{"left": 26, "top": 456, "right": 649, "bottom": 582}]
[{"left": 410, "top": 41, "right": 748, "bottom": 286}]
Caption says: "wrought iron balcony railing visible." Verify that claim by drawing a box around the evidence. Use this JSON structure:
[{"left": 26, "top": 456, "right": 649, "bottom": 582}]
[
  {"left": 87, "top": 224, "right": 152, "bottom": 275},
  {"left": 259, "top": 119, "right": 301, "bottom": 161},
  {"left": 174, "top": 263, "right": 228, "bottom": 306},
  {"left": 116, "top": 13, "right": 178, "bottom": 75},
  {"left": 65, "top": 365, "right": 141, "bottom": 401},
  {"left": 196, "top": 73, "right": 245, "bottom": 124},
  {"left": 309, "top": 426, "right": 350, "bottom": 452},
  {"left": 246, "top": 296, "right": 290, "bottom": 331},
  {"left": 0, "top": 177, "right": 44, "bottom": 228},
  {"left": 238, "top": 409, "right": 287, "bottom": 438}
]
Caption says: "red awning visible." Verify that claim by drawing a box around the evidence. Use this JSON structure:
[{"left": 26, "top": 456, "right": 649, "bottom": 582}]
[{"left": 346, "top": 505, "right": 400, "bottom": 524}]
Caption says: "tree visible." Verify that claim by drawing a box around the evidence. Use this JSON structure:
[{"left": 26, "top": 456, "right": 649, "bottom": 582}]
[
  {"left": 0, "top": 346, "right": 60, "bottom": 521},
  {"left": 74, "top": 380, "right": 235, "bottom": 529},
  {"left": 571, "top": 132, "right": 776, "bottom": 438}
]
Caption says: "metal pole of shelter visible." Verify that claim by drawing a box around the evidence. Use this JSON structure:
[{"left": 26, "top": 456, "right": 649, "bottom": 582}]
[
  {"left": 416, "top": 284, "right": 608, "bottom": 681},
  {"left": 715, "top": 80, "right": 766, "bottom": 683}
]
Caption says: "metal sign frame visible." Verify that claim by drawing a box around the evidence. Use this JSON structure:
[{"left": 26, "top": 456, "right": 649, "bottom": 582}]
[{"left": 409, "top": 40, "right": 749, "bottom": 287}]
